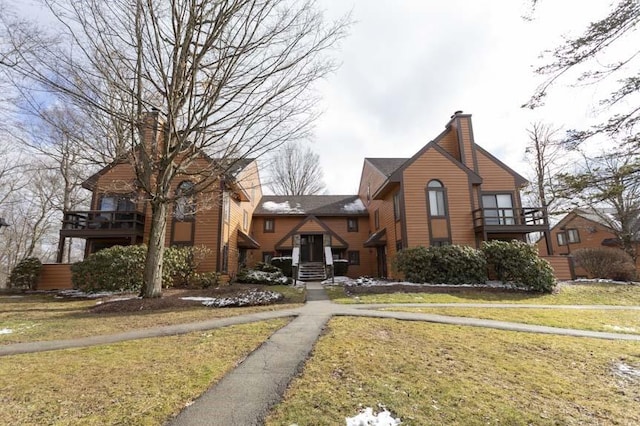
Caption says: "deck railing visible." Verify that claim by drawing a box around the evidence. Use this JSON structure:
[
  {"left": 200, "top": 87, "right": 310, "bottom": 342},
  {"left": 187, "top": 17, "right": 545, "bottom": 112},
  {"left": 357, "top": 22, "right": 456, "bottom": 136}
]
[
  {"left": 472, "top": 207, "right": 548, "bottom": 229},
  {"left": 61, "top": 210, "right": 145, "bottom": 233}
]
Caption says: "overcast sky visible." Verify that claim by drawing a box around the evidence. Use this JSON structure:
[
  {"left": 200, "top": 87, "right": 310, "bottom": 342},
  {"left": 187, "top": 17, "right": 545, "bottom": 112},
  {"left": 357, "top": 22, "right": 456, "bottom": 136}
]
[{"left": 310, "top": 0, "right": 612, "bottom": 195}]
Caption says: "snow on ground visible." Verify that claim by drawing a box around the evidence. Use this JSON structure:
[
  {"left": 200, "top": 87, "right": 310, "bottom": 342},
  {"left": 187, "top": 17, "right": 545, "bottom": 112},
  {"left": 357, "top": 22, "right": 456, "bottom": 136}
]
[
  {"left": 55, "top": 289, "right": 118, "bottom": 299},
  {"left": 613, "top": 362, "right": 640, "bottom": 383},
  {"left": 345, "top": 406, "right": 401, "bottom": 426},
  {"left": 181, "top": 289, "right": 283, "bottom": 307},
  {"left": 0, "top": 328, "right": 13, "bottom": 335},
  {"left": 322, "top": 276, "right": 516, "bottom": 289}
]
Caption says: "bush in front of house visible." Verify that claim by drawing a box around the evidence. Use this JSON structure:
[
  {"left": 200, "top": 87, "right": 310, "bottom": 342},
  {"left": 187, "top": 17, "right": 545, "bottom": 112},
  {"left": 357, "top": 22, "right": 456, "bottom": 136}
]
[
  {"left": 71, "top": 244, "right": 212, "bottom": 293},
  {"left": 481, "top": 240, "right": 556, "bottom": 293},
  {"left": 572, "top": 247, "right": 637, "bottom": 281},
  {"left": 163, "top": 245, "right": 212, "bottom": 286},
  {"left": 189, "top": 272, "right": 221, "bottom": 288},
  {"left": 271, "top": 257, "right": 293, "bottom": 277},
  {"left": 393, "top": 245, "right": 487, "bottom": 284},
  {"left": 8, "top": 257, "right": 42, "bottom": 290},
  {"left": 333, "top": 259, "right": 349, "bottom": 276}
]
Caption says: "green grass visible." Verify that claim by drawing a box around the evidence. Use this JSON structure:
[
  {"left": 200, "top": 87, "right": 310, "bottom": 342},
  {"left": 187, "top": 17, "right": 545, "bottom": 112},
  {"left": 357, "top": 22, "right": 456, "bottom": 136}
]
[
  {"left": 1, "top": 319, "right": 289, "bottom": 425},
  {"left": 327, "top": 282, "right": 640, "bottom": 305},
  {"left": 0, "top": 287, "right": 303, "bottom": 344},
  {"left": 267, "top": 317, "right": 640, "bottom": 425},
  {"left": 384, "top": 306, "right": 640, "bottom": 334}
]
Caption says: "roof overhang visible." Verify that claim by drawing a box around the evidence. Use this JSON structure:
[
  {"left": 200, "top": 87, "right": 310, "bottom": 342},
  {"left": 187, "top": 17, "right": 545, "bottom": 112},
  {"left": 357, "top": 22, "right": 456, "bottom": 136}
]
[
  {"left": 237, "top": 230, "right": 260, "bottom": 249},
  {"left": 364, "top": 228, "right": 387, "bottom": 247}
]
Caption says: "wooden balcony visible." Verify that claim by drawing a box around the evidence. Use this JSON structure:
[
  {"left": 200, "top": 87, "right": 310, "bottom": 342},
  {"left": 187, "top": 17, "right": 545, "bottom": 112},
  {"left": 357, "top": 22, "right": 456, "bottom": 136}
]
[
  {"left": 473, "top": 207, "right": 549, "bottom": 235},
  {"left": 60, "top": 210, "right": 145, "bottom": 238}
]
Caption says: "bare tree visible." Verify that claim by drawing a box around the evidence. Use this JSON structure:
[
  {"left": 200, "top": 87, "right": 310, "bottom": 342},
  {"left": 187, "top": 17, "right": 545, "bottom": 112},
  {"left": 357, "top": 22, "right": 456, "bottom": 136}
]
[
  {"left": 267, "top": 142, "right": 326, "bottom": 195},
  {"left": 559, "top": 151, "right": 640, "bottom": 260},
  {"left": 523, "top": 121, "right": 567, "bottom": 216},
  {"left": 524, "top": 1, "right": 640, "bottom": 147},
  {"left": 1, "top": 0, "right": 348, "bottom": 297}
]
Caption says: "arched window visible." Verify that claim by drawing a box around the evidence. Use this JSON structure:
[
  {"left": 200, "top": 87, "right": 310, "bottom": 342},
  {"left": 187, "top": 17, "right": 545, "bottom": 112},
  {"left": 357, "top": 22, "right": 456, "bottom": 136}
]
[
  {"left": 427, "top": 180, "right": 447, "bottom": 217},
  {"left": 174, "top": 181, "right": 195, "bottom": 220}
]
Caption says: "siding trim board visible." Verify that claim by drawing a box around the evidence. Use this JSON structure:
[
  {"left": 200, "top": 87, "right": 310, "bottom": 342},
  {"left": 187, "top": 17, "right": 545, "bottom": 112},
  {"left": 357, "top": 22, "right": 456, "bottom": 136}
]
[{"left": 273, "top": 215, "right": 350, "bottom": 250}]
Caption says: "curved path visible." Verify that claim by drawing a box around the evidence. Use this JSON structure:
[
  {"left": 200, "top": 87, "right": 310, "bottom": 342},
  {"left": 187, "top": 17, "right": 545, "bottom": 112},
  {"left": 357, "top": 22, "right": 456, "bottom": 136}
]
[{"left": 3, "top": 283, "right": 640, "bottom": 425}]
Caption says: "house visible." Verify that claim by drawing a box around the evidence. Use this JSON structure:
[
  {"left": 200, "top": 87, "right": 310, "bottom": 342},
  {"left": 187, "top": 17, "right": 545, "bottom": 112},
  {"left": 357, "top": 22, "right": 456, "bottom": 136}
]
[
  {"left": 42, "top": 110, "right": 569, "bottom": 289},
  {"left": 537, "top": 208, "right": 640, "bottom": 278}
]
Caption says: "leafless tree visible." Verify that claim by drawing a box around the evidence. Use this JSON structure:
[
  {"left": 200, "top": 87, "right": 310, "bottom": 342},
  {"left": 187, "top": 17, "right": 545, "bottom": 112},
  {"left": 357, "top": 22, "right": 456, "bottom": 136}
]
[
  {"left": 1, "top": 0, "right": 348, "bottom": 297},
  {"left": 267, "top": 142, "right": 327, "bottom": 195},
  {"left": 523, "top": 121, "right": 568, "bottom": 216}
]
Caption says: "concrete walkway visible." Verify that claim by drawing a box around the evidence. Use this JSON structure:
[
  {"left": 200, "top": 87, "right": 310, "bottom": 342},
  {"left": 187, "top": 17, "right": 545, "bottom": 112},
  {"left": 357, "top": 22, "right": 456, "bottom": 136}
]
[{"left": 3, "top": 282, "right": 640, "bottom": 425}]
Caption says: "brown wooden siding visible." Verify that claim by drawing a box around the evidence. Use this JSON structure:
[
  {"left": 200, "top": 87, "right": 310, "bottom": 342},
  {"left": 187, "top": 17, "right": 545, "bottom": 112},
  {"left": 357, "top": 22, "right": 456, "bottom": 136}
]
[
  {"left": 475, "top": 149, "right": 519, "bottom": 195},
  {"left": 436, "top": 126, "right": 461, "bottom": 162},
  {"left": 455, "top": 115, "right": 476, "bottom": 171},
  {"left": 402, "top": 148, "right": 475, "bottom": 248},
  {"left": 37, "top": 264, "right": 73, "bottom": 290},
  {"left": 541, "top": 256, "right": 574, "bottom": 281}
]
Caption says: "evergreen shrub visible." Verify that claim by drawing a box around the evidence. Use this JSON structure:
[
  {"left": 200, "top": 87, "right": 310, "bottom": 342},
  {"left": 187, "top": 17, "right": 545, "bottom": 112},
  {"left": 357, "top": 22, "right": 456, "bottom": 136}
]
[{"left": 8, "top": 257, "right": 42, "bottom": 290}]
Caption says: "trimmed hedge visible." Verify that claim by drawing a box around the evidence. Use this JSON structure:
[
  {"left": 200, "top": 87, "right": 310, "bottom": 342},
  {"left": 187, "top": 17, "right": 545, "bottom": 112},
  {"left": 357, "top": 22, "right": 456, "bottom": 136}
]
[
  {"left": 271, "top": 257, "right": 293, "bottom": 277},
  {"left": 71, "top": 245, "right": 212, "bottom": 293},
  {"left": 573, "top": 247, "right": 636, "bottom": 281},
  {"left": 8, "top": 257, "right": 42, "bottom": 290},
  {"left": 481, "top": 240, "right": 556, "bottom": 293},
  {"left": 393, "top": 245, "right": 487, "bottom": 285}
]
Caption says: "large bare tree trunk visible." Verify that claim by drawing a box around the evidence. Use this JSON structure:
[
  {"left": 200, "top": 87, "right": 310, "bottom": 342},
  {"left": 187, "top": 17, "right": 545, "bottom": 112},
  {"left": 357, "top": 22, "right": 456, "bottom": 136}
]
[{"left": 142, "top": 200, "right": 167, "bottom": 298}]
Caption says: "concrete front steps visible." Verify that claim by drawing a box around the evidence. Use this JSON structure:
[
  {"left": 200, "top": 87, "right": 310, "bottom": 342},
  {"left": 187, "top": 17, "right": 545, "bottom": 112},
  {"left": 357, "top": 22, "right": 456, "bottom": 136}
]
[{"left": 297, "top": 262, "right": 326, "bottom": 281}]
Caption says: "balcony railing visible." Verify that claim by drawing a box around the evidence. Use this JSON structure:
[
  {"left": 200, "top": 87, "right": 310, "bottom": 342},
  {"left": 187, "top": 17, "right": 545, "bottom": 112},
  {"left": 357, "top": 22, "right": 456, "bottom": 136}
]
[
  {"left": 472, "top": 207, "right": 548, "bottom": 232},
  {"left": 61, "top": 210, "right": 145, "bottom": 235}
]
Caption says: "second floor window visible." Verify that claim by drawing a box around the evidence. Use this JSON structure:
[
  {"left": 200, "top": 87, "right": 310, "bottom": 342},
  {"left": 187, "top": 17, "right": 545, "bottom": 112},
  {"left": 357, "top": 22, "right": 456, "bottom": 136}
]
[
  {"left": 374, "top": 209, "right": 380, "bottom": 230},
  {"left": 393, "top": 192, "right": 401, "bottom": 221},
  {"left": 264, "top": 218, "right": 275, "bottom": 233},
  {"left": 99, "top": 194, "right": 135, "bottom": 212},
  {"left": 427, "top": 180, "right": 447, "bottom": 217},
  {"left": 482, "top": 193, "right": 514, "bottom": 225},
  {"left": 567, "top": 229, "right": 580, "bottom": 243},
  {"left": 174, "top": 181, "right": 195, "bottom": 221},
  {"left": 347, "top": 218, "right": 358, "bottom": 232}
]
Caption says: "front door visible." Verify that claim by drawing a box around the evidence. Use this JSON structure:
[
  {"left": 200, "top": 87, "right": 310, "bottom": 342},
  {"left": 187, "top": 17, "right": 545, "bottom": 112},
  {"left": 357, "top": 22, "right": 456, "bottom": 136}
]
[
  {"left": 300, "top": 234, "right": 323, "bottom": 262},
  {"left": 377, "top": 246, "right": 387, "bottom": 277}
]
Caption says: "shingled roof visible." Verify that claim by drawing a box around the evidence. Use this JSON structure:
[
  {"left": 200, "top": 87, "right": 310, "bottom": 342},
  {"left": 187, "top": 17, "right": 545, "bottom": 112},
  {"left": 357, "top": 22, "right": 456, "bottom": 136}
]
[
  {"left": 254, "top": 195, "right": 368, "bottom": 216},
  {"left": 365, "top": 158, "right": 409, "bottom": 177}
]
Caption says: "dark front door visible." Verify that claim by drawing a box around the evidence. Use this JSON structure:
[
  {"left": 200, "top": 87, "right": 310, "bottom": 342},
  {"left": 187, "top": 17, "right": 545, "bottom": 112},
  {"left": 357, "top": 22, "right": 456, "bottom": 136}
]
[
  {"left": 300, "top": 234, "right": 323, "bottom": 262},
  {"left": 377, "top": 246, "right": 387, "bottom": 278}
]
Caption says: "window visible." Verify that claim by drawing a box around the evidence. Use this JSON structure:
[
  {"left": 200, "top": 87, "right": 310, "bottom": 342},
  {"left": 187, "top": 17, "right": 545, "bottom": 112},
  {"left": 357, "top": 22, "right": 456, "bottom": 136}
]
[
  {"left": 367, "top": 183, "right": 371, "bottom": 203},
  {"left": 99, "top": 194, "right": 135, "bottom": 212},
  {"left": 347, "top": 218, "right": 358, "bottom": 232},
  {"left": 482, "top": 194, "right": 514, "bottom": 225},
  {"left": 374, "top": 209, "right": 380, "bottom": 230},
  {"left": 427, "top": 180, "right": 447, "bottom": 217},
  {"left": 222, "top": 244, "right": 229, "bottom": 272},
  {"left": 393, "top": 192, "right": 401, "bottom": 221},
  {"left": 243, "top": 211, "right": 249, "bottom": 231},
  {"left": 264, "top": 218, "right": 275, "bottom": 233},
  {"left": 396, "top": 240, "right": 403, "bottom": 252},
  {"left": 432, "top": 239, "right": 451, "bottom": 247},
  {"left": 262, "top": 251, "right": 274, "bottom": 263},
  {"left": 557, "top": 232, "right": 567, "bottom": 246},
  {"left": 567, "top": 229, "right": 580, "bottom": 243},
  {"left": 174, "top": 181, "right": 195, "bottom": 221},
  {"left": 347, "top": 250, "right": 360, "bottom": 265}
]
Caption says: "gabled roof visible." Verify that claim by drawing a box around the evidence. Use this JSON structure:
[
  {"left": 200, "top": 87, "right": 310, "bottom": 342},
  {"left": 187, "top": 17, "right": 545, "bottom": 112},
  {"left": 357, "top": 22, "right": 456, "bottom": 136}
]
[
  {"left": 475, "top": 145, "right": 528, "bottom": 188},
  {"left": 365, "top": 158, "right": 409, "bottom": 177},
  {"left": 274, "top": 215, "right": 350, "bottom": 249},
  {"left": 254, "top": 195, "right": 368, "bottom": 216},
  {"left": 550, "top": 208, "right": 618, "bottom": 233},
  {"left": 371, "top": 140, "right": 483, "bottom": 199}
]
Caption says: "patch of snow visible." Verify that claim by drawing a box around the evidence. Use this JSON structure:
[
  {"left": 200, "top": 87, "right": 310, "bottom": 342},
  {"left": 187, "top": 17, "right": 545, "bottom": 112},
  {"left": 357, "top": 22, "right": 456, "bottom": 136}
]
[
  {"left": 613, "top": 362, "right": 640, "bottom": 382},
  {"left": 56, "top": 289, "right": 118, "bottom": 299},
  {"left": 241, "top": 270, "right": 289, "bottom": 285},
  {"left": 346, "top": 406, "right": 401, "bottom": 426},
  {"left": 0, "top": 328, "right": 13, "bottom": 335},
  {"left": 573, "top": 278, "right": 640, "bottom": 286},
  {"left": 321, "top": 276, "right": 352, "bottom": 284},
  {"left": 95, "top": 296, "right": 137, "bottom": 305},
  {"left": 262, "top": 201, "right": 305, "bottom": 214},
  {"left": 186, "top": 289, "right": 284, "bottom": 308},
  {"left": 342, "top": 199, "right": 366, "bottom": 213}
]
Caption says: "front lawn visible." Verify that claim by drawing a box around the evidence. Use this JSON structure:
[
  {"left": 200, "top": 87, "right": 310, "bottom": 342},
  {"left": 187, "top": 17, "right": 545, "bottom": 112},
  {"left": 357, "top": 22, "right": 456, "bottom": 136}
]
[
  {"left": 327, "top": 282, "right": 640, "bottom": 305},
  {"left": 267, "top": 317, "right": 640, "bottom": 425},
  {"left": 0, "top": 285, "right": 303, "bottom": 344},
  {"left": 1, "top": 319, "right": 289, "bottom": 425},
  {"left": 384, "top": 306, "right": 640, "bottom": 334}
]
